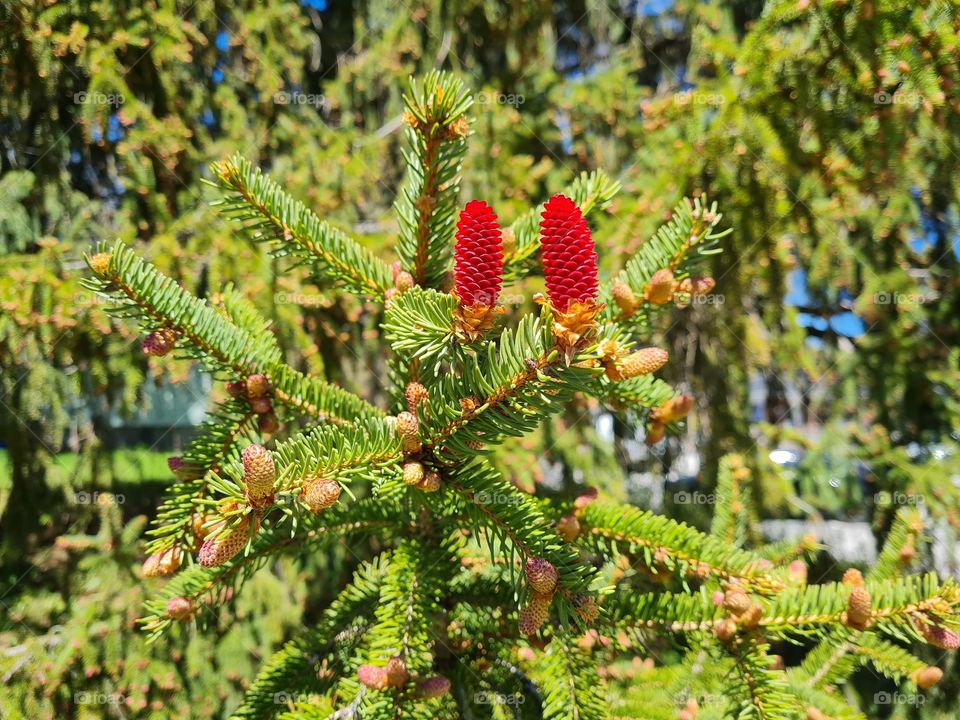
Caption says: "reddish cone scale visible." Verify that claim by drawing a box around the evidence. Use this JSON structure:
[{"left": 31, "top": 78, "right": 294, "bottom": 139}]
[
  {"left": 454, "top": 200, "right": 504, "bottom": 306},
  {"left": 538, "top": 195, "right": 598, "bottom": 311}
]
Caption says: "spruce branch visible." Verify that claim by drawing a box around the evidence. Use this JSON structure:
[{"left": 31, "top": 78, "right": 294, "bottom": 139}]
[
  {"left": 538, "top": 632, "right": 606, "bottom": 720},
  {"left": 83, "top": 242, "right": 380, "bottom": 423},
  {"left": 395, "top": 71, "right": 473, "bottom": 288},
  {"left": 601, "top": 195, "right": 728, "bottom": 333},
  {"left": 145, "top": 398, "right": 258, "bottom": 557},
  {"left": 211, "top": 154, "right": 393, "bottom": 298},
  {"left": 142, "top": 498, "right": 400, "bottom": 640},
  {"left": 579, "top": 501, "right": 784, "bottom": 594},
  {"left": 230, "top": 558, "right": 388, "bottom": 719}
]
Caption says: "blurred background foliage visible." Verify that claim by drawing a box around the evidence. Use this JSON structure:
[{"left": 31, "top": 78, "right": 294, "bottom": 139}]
[{"left": 1, "top": 0, "right": 959, "bottom": 717}]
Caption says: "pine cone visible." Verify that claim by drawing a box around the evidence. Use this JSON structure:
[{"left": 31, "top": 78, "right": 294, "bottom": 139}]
[
  {"left": 258, "top": 411, "right": 279, "bottom": 435},
  {"left": 739, "top": 603, "right": 763, "bottom": 629},
  {"left": 539, "top": 194, "right": 598, "bottom": 311},
  {"left": 722, "top": 589, "right": 751, "bottom": 615},
  {"left": 417, "top": 470, "right": 442, "bottom": 493},
  {"left": 226, "top": 379, "right": 247, "bottom": 399},
  {"left": 142, "top": 547, "right": 182, "bottom": 577},
  {"left": 844, "top": 586, "right": 871, "bottom": 630},
  {"left": 841, "top": 568, "right": 864, "bottom": 586},
  {"left": 405, "top": 382, "right": 429, "bottom": 412},
  {"left": 525, "top": 557, "right": 559, "bottom": 594},
  {"left": 713, "top": 618, "right": 737, "bottom": 642},
  {"left": 619, "top": 347, "right": 669, "bottom": 379},
  {"left": 403, "top": 461, "right": 425, "bottom": 486},
  {"left": 916, "top": 619, "right": 960, "bottom": 649},
  {"left": 644, "top": 268, "right": 675, "bottom": 305},
  {"left": 245, "top": 373, "right": 270, "bottom": 399},
  {"left": 250, "top": 396, "right": 272, "bottom": 414},
  {"left": 301, "top": 477, "right": 341, "bottom": 513},
  {"left": 357, "top": 664, "right": 389, "bottom": 691},
  {"left": 652, "top": 395, "right": 694, "bottom": 424},
  {"left": 142, "top": 328, "right": 178, "bottom": 357},
  {"left": 242, "top": 444, "right": 276, "bottom": 503},
  {"left": 518, "top": 592, "right": 552, "bottom": 636},
  {"left": 913, "top": 666, "right": 944, "bottom": 689},
  {"left": 556, "top": 514, "right": 581, "bottom": 541},
  {"left": 611, "top": 279, "right": 637, "bottom": 317},
  {"left": 454, "top": 200, "right": 504, "bottom": 307},
  {"left": 384, "top": 656, "right": 409, "bottom": 687},
  {"left": 414, "top": 676, "right": 451, "bottom": 698},
  {"left": 165, "top": 596, "right": 194, "bottom": 621},
  {"left": 572, "top": 593, "right": 600, "bottom": 623},
  {"left": 88, "top": 252, "right": 111, "bottom": 276},
  {"left": 395, "top": 271, "right": 415, "bottom": 292},
  {"left": 198, "top": 515, "right": 256, "bottom": 568}
]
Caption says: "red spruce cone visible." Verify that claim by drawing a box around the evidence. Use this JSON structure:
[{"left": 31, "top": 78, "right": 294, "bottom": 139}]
[
  {"left": 539, "top": 195, "right": 598, "bottom": 311},
  {"left": 916, "top": 619, "right": 960, "bottom": 649},
  {"left": 525, "top": 557, "right": 559, "bottom": 594},
  {"left": 242, "top": 444, "right": 275, "bottom": 503},
  {"left": 454, "top": 200, "right": 504, "bottom": 306},
  {"left": 258, "top": 411, "right": 279, "bottom": 435},
  {"left": 453, "top": 200, "right": 505, "bottom": 342}
]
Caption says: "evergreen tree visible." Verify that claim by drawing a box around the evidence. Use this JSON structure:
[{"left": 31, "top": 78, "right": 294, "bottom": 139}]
[{"left": 81, "top": 71, "right": 960, "bottom": 719}]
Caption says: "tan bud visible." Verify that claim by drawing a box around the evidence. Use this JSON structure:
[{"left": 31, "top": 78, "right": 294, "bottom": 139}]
[
  {"left": 644, "top": 268, "right": 675, "bottom": 305},
  {"left": 611, "top": 279, "right": 637, "bottom": 317}
]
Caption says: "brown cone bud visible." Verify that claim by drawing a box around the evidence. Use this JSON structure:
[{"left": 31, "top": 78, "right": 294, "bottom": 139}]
[
  {"left": 165, "top": 596, "right": 194, "bottom": 621},
  {"left": 525, "top": 557, "right": 559, "bottom": 594},
  {"left": 385, "top": 656, "right": 409, "bottom": 687},
  {"left": 405, "top": 382, "right": 429, "bottom": 412},
  {"left": 142, "top": 547, "right": 182, "bottom": 577},
  {"left": 913, "top": 666, "right": 943, "bottom": 689},
  {"left": 142, "top": 328, "right": 178, "bottom": 357},
  {"left": 713, "top": 618, "right": 737, "bottom": 641},
  {"left": 226, "top": 379, "right": 246, "bottom": 399},
  {"left": 611, "top": 279, "right": 637, "bottom": 317},
  {"left": 89, "top": 252, "right": 111, "bottom": 276},
  {"left": 573, "top": 593, "right": 600, "bottom": 623},
  {"left": 198, "top": 515, "right": 256, "bottom": 568},
  {"left": 250, "top": 396, "right": 272, "bottom": 414},
  {"left": 619, "top": 347, "right": 669, "bottom": 379},
  {"left": 844, "top": 586, "right": 871, "bottom": 630},
  {"left": 417, "top": 470, "right": 442, "bottom": 493},
  {"left": 723, "top": 590, "right": 752, "bottom": 615},
  {"left": 518, "top": 593, "right": 551, "bottom": 636},
  {"left": 644, "top": 268, "right": 675, "bottom": 305},
  {"left": 395, "top": 271, "right": 415, "bottom": 292},
  {"left": 652, "top": 394, "right": 694, "bottom": 424},
  {"left": 258, "top": 411, "right": 279, "bottom": 435},
  {"left": 841, "top": 568, "right": 864, "bottom": 586},
  {"left": 740, "top": 603, "right": 763, "bottom": 629},
  {"left": 242, "top": 444, "right": 276, "bottom": 502},
  {"left": 403, "top": 462, "right": 425, "bottom": 486},
  {"left": 245, "top": 373, "right": 270, "bottom": 399},
  {"left": 301, "top": 477, "right": 341, "bottom": 513},
  {"left": 358, "top": 664, "right": 389, "bottom": 690},
  {"left": 414, "top": 676, "right": 451, "bottom": 698},
  {"left": 556, "top": 514, "right": 581, "bottom": 541}
]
